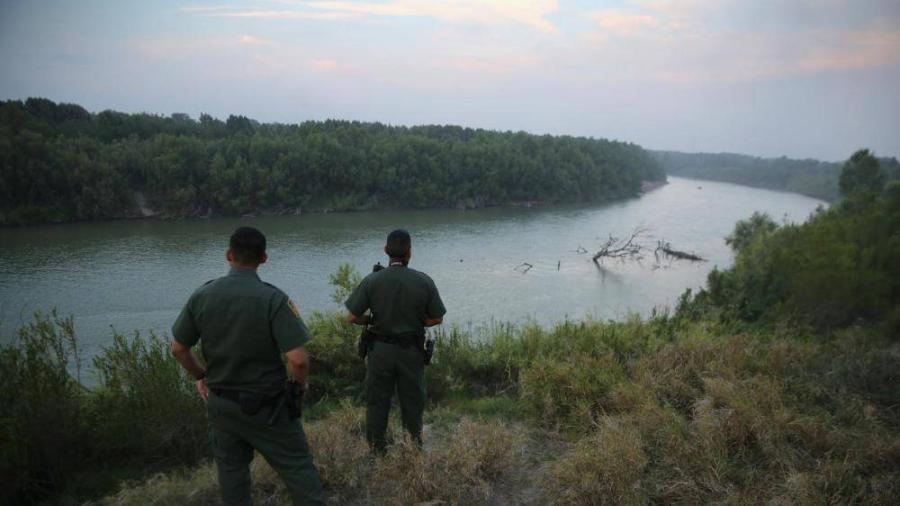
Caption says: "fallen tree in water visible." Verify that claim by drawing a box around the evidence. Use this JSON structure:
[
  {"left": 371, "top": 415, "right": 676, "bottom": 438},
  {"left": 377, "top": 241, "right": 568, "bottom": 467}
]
[
  {"left": 590, "top": 228, "right": 705, "bottom": 267},
  {"left": 592, "top": 228, "right": 646, "bottom": 264},
  {"left": 654, "top": 240, "right": 705, "bottom": 262}
]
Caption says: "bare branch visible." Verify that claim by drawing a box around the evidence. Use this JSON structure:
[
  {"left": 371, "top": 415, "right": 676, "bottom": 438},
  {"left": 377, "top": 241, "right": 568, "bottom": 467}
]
[
  {"left": 592, "top": 227, "right": 647, "bottom": 264},
  {"left": 514, "top": 262, "right": 534, "bottom": 274}
]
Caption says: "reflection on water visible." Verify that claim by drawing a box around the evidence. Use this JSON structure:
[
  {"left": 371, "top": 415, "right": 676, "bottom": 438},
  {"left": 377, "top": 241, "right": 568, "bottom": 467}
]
[{"left": 0, "top": 177, "right": 824, "bottom": 358}]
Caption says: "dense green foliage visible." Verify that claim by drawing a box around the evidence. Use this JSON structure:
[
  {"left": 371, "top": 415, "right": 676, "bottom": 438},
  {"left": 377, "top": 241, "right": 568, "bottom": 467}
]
[
  {"left": 840, "top": 148, "right": 888, "bottom": 197},
  {"left": 685, "top": 151, "right": 900, "bottom": 333},
  {"left": 0, "top": 313, "right": 206, "bottom": 504},
  {"left": 654, "top": 149, "right": 900, "bottom": 201},
  {"left": 0, "top": 98, "right": 664, "bottom": 226}
]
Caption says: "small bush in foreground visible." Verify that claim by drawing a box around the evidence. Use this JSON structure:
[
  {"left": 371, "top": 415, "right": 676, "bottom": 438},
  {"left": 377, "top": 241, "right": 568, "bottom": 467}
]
[{"left": 545, "top": 418, "right": 648, "bottom": 505}]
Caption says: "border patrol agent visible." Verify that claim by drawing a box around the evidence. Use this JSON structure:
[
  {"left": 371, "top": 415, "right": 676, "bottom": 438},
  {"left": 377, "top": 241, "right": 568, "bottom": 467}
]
[
  {"left": 170, "top": 227, "right": 324, "bottom": 505},
  {"left": 345, "top": 229, "right": 446, "bottom": 453}
]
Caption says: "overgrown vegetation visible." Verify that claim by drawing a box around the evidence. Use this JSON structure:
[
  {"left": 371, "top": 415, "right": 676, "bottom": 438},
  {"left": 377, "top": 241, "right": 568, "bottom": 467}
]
[
  {"left": 4, "top": 308, "right": 898, "bottom": 504},
  {"left": 0, "top": 313, "right": 206, "bottom": 504},
  {"left": 83, "top": 319, "right": 898, "bottom": 505},
  {"left": 0, "top": 98, "right": 664, "bottom": 226},
  {"left": 683, "top": 150, "right": 900, "bottom": 333}
]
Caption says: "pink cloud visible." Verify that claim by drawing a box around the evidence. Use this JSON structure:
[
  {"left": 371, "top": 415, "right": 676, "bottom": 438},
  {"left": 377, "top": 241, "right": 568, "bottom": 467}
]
[{"left": 308, "top": 59, "right": 339, "bottom": 72}]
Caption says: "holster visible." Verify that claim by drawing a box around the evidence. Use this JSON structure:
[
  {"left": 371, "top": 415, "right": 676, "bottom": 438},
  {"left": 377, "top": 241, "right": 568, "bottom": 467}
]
[
  {"left": 424, "top": 338, "right": 435, "bottom": 366},
  {"left": 285, "top": 380, "right": 303, "bottom": 419},
  {"left": 358, "top": 328, "right": 373, "bottom": 359}
]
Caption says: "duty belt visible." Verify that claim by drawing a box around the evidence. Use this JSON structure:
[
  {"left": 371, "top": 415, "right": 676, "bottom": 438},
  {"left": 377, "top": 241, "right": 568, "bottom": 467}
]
[
  {"left": 211, "top": 388, "right": 280, "bottom": 407},
  {"left": 371, "top": 331, "right": 424, "bottom": 349}
]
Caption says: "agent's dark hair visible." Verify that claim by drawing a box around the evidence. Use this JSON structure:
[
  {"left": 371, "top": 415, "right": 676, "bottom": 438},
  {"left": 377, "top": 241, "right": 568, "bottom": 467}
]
[
  {"left": 229, "top": 227, "right": 267, "bottom": 265},
  {"left": 385, "top": 229, "right": 411, "bottom": 258}
]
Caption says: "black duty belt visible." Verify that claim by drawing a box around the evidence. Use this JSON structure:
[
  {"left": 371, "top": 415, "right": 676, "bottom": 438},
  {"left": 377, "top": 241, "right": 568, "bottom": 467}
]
[
  {"left": 371, "top": 331, "right": 424, "bottom": 349},
  {"left": 211, "top": 388, "right": 280, "bottom": 407}
]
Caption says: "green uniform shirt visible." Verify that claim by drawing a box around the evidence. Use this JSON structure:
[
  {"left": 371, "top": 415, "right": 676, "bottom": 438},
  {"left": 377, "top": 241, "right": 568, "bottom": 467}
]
[
  {"left": 172, "top": 268, "right": 310, "bottom": 395},
  {"left": 345, "top": 264, "right": 446, "bottom": 336}
]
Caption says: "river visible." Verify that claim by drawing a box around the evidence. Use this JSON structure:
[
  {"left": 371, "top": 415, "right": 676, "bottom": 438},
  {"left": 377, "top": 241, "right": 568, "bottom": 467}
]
[{"left": 0, "top": 177, "right": 825, "bottom": 360}]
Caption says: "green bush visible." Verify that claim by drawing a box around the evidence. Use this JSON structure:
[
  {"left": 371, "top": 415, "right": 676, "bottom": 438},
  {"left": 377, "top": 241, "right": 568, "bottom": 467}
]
[
  {"left": 519, "top": 354, "right": 627, "bottom": 429},
  {"left": 90, "top": 331, "right": 207, "bottom": 464},
  {"left": 688, "top": 175, "right": 900, "bottom": 330},
  {"left": 0, "top": 313, "right": 207, "bottom": 504},
  {"left": 0, "top": 312, "right": 90, "bottom": 503}
]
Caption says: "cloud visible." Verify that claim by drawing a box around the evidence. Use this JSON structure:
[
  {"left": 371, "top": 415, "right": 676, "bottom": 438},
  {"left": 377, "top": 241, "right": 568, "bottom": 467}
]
[
  {"left": 237, "top": 34, "right": 275, "bottom": 46},
  {"left": 214, "top": 10, "right": 358, "bottom": 20},
  {"left": 187, "top": 0, "right": 559, "bottom": 33},
  {"left": 582, "top": 2, "right": 900, "bottom": 83},
  {"left": 796, "top": 30, "right": 900, "bottom": 73},
  {"left": 589, "top": 10, "right": 660, "bottom": 37},
  {"left": 308, "top": 58, "right": 338, "bottom": 71}
]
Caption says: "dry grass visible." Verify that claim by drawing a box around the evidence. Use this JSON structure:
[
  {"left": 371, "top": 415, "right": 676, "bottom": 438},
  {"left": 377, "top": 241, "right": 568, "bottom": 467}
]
[
  {"left": 368, "top": 418, "right": 527, "bottom": 505},
  {"left": 96, "top": 408, "right": 530, "bottom": 506},
  {"left": 93, "top": 459, "right": 287, "bottom": 506},
  {"left": 544, "top": 418, "right": 648, "bottom": 505},
  {"left": 94, "top": 324, "right": 900, "bottom": 506}
]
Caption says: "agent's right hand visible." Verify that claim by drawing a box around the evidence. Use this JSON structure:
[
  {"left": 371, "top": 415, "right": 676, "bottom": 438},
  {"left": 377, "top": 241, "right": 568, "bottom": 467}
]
[{"left": 196, "top": 378, "right": 209, "bottom": 401}]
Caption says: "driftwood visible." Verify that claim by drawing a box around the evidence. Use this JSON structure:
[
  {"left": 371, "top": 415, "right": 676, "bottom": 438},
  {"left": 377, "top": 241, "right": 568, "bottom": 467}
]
[
  {"left": 589, "top": 228, "right": 705, "bottom": 269},
  {"left": 654, "top": 241, "right": 705, "bottom": 262}
]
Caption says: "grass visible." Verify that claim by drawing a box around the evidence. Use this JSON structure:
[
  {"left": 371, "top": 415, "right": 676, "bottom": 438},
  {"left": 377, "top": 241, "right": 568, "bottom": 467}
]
[{"left": 90, "top": 315, "right": 900, "bottom": 505}]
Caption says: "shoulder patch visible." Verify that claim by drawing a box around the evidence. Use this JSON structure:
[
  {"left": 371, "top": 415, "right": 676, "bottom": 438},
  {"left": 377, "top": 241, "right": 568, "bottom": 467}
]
[{"left": 287, "top": 298, "right": 301, "bottom": 317}]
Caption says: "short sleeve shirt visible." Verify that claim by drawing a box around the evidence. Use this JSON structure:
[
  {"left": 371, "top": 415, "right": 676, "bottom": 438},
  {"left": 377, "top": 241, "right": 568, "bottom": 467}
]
[
  {"left": 345, "top": 265, "right": 446, "bottom": 336},
  {"left": 172, "top": 268, "right": 310, "bottom": 395}
]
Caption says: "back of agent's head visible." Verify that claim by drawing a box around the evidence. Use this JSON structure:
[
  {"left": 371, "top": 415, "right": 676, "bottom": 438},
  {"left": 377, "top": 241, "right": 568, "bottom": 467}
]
[
  {"left": 229, "top": 226, "right": 267, "bottom": 265},
  {"left": 385, "top": 229, "right": 411, "bottom": 258}
]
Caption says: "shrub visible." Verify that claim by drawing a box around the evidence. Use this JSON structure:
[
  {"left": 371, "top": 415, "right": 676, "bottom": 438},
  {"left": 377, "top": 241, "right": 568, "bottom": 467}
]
[
  {"left": 370, "top": 418, "right": 526, "bottom": 504},
  {"left": 0, "top": 312, "right": 90, "bottom": 504},
  {"left": 0, "top": 313, "right": 207, "bottom": 504},
  {"left": 519, "top": 354, "right": 627, "bottom": 429},
  {"left": 304, "top": 313, "right": 366, "bottom": 402},
  {"left": 545, "top": 418, "right": 648, "bottom": 505},
  {"left": 90, "top": 331, "right": 207, "bottom": 464},
  {"left": 303, "top": 401, "right": 370, "bottom": 499}
]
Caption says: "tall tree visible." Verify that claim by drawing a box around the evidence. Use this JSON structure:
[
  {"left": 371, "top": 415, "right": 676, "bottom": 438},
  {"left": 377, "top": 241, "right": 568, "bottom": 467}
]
[{"left": 839, "top": 149, "right": 886, "bottom": 197}]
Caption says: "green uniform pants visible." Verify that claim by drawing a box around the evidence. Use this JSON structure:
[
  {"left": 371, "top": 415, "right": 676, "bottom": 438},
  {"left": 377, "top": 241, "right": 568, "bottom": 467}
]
[
  {"left": 207, "top": 392, "right": 324, "bottom": 506},
  {"left": 365, "top": 340, "right": 426, "bottom": 453}
]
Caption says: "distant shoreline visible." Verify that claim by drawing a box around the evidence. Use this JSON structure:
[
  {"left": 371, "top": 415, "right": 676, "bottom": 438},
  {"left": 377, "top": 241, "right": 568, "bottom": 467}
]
[{"left": 2, "top": 182, "right": 670, "bottom": 229}]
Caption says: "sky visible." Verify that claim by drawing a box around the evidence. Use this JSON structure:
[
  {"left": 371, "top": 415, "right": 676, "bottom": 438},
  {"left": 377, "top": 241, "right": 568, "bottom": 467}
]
[{"left": 1, "top": 0, "right": 898, "bottom": 161}]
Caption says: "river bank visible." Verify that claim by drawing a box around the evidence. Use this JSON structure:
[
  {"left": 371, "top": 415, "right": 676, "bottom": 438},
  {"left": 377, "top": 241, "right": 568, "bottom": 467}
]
[{"left": 4, "top": 310, "right": 897, "bottom": 505}]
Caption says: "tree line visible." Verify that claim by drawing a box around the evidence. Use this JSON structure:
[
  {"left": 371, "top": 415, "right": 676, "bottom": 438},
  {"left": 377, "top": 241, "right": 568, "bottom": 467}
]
[
  {"left": 654, "top": 149, "right": 900, "bottom": 202},
  {"left": 0, "top": 98, "right": 665, "bottom": 226}
]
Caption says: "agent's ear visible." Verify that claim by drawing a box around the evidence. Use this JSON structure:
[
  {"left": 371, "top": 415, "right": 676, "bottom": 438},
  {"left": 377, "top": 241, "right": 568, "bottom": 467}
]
[
  {"left": 384, "top": 245, "right": 389, "bottom": 257},
  {"left": 226, "top": 249, "right": 234, "bottom": 262},
  {"left": 405, "top": 248, "right": 412, "bottom": 261},
  {"left": 258, "top": 252, "right": 268, "bottom": 265}
]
